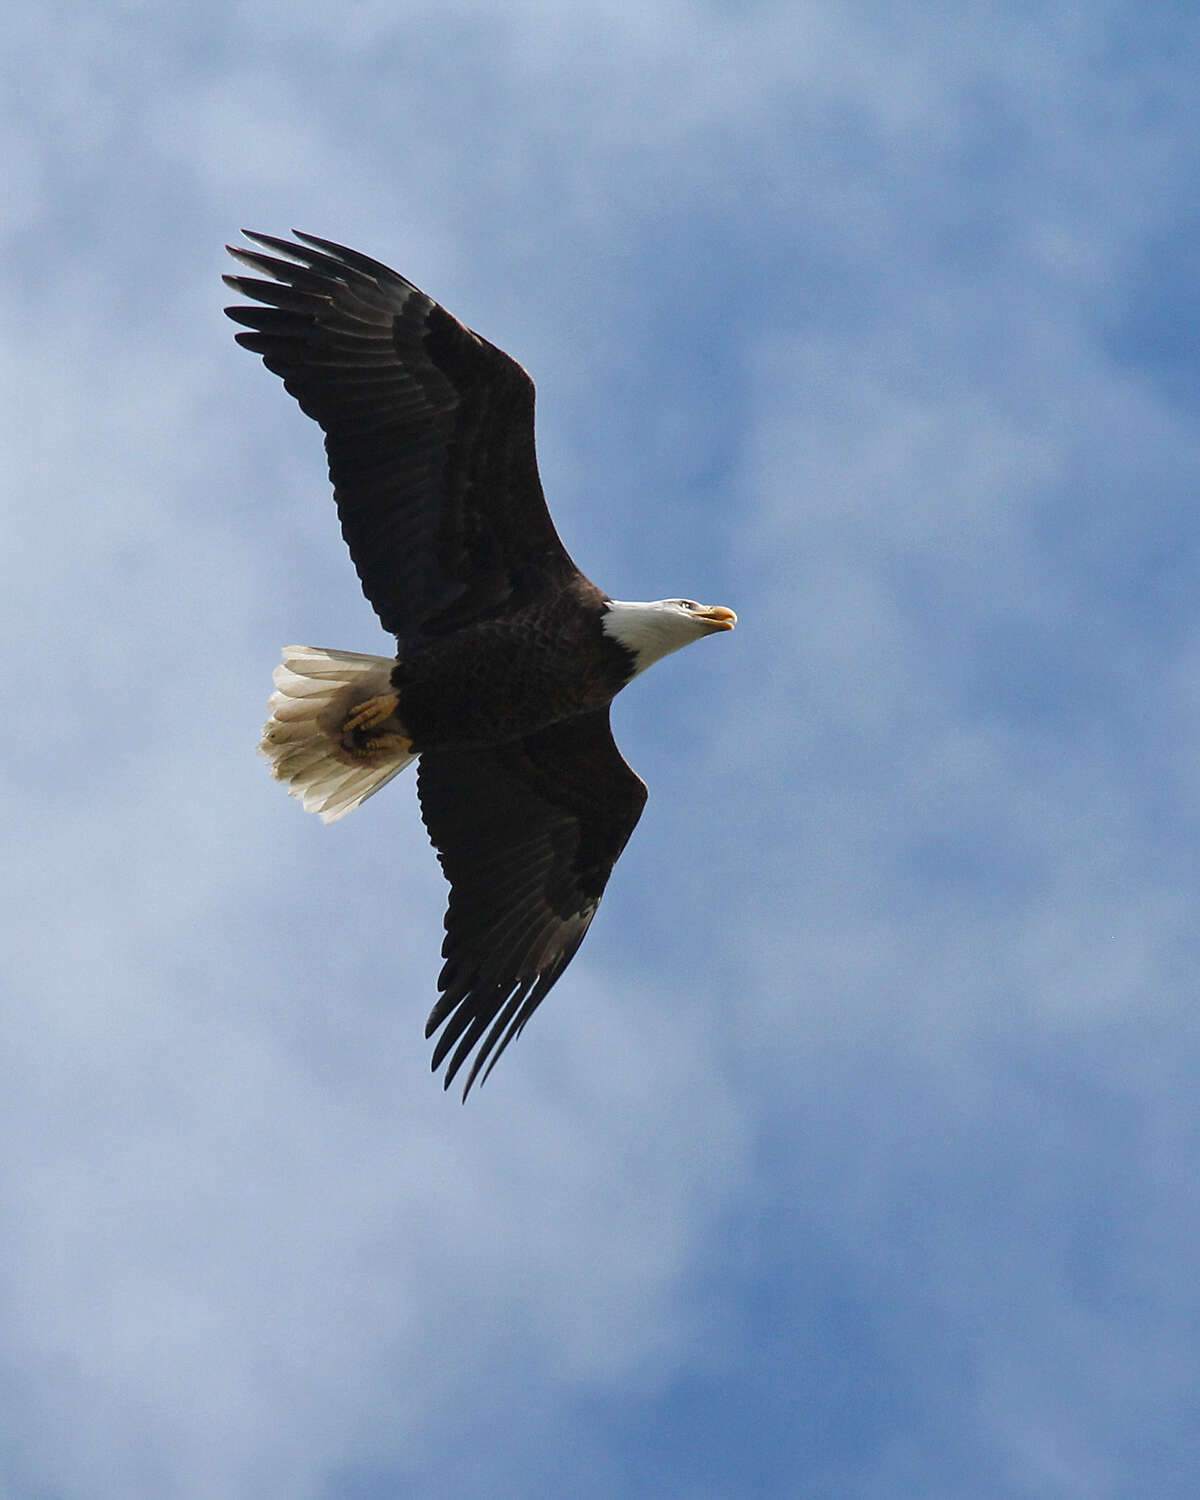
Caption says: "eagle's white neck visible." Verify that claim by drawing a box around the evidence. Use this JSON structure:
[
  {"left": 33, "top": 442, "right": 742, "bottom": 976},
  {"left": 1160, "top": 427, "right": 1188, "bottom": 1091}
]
[{"left": 601, "top": 599, "right": 709, "bottom": 677}]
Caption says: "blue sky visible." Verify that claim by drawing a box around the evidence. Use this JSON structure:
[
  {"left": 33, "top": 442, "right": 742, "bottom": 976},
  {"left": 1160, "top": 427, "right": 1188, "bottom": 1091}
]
[{"left": 3, "top": 2, "right": 1199, "bottom": 1496}]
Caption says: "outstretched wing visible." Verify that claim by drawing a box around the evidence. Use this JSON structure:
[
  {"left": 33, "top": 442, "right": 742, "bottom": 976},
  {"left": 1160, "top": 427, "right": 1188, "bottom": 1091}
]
[
  {"left": 416, "top": 710, "right": 648, "bottom": 1098},
  {"left": 224, "top": 231, "right": 580, "bottom": 641}
]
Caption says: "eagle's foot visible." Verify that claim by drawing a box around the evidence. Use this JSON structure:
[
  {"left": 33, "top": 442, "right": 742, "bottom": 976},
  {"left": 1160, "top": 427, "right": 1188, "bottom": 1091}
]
[
  {"left": 340, "top": 692, "right": 410, "bottom": 760},
  {"left": 346, "top": 730, "right": 413, "bottom": 760},
  {"left": 342, "top": 692, "right": 401, "bottom": 733}
]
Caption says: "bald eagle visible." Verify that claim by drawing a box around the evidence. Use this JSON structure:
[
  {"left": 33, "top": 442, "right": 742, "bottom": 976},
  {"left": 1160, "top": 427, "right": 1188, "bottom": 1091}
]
[{"left": 224, "top": 232, "right": 736, "bottom": 1097}]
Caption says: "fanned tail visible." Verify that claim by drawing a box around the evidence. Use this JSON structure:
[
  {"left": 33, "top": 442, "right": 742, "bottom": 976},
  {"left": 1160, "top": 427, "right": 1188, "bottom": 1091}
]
[{"left": 259, "top": 646, "right": 416, "bottom": 823}]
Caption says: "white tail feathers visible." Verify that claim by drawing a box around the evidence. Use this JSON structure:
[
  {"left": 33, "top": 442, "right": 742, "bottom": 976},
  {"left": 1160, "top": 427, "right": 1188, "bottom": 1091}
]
[{"left": 259, "top": 646, "right": 416, "bottom": 824}]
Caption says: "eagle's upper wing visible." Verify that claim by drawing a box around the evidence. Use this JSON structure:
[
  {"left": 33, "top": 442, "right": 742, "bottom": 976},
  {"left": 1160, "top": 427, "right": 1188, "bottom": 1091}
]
[
  {"left": 416, "top": 710, "right": 648, "bottom": 1097},
  {"left": 224, "top": 231, "right": 580, "bottom": 641}
]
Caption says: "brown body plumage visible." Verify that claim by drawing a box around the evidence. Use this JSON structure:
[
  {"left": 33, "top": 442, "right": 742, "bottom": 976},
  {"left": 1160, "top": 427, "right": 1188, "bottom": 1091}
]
[{"left": 388, "top": 580, "right": 631, "bottom": 750}]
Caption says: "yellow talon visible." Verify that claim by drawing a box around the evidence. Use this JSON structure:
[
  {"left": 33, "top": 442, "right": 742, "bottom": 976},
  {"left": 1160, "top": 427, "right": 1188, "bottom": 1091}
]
[
  {"left": 342, "top": 692, "right": 401, "bottom": 734},
  {"left": 340, "top": 691, "right": 410, "bottom": 760},
  {"left": 347, "top": 732, "right": 412, "bottom": 760}
]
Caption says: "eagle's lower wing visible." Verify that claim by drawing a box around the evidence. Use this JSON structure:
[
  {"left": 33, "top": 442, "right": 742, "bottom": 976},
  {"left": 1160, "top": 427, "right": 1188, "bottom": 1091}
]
[
  {"left": 416, "top": 710, "right": 648, "bottom": 1097},
  {"left": 224, "top": 231, "right": 580, "bottom": 641}
]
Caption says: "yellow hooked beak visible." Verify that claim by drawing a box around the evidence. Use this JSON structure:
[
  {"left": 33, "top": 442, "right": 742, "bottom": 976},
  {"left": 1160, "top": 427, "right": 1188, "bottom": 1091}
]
[{"left": 696, "top": 604, "right": 737, "bottom": 631}]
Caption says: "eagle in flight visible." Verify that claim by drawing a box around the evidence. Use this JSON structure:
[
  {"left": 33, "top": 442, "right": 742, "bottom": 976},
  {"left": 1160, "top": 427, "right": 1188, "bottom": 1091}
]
[{"left": 225, "top": 232, "right": 736, "bottom": 1096}]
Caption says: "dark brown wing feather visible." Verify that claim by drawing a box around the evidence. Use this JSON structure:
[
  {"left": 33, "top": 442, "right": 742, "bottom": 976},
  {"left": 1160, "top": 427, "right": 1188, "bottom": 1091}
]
[
  {"left": 417, "top": 710, "right": 648, "bottom": 1097},
  {"left": 224, "top": 231, "right": 580, "bottom": 640}
]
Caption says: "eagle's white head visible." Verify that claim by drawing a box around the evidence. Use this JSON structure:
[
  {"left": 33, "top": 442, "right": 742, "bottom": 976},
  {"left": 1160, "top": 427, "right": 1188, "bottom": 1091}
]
[{"left": 601, "top": 598, "right": 737, "bottom": 677}]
